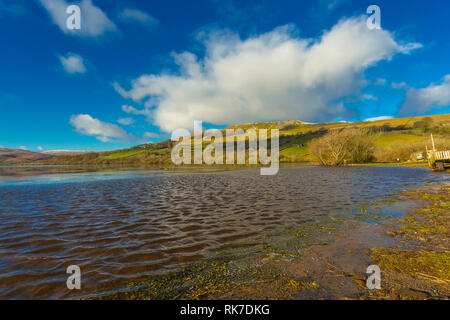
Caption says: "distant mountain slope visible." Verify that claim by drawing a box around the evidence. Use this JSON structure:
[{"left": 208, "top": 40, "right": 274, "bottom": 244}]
[{"left": 0, "top": 148, "right": 54, "bottom": 164}]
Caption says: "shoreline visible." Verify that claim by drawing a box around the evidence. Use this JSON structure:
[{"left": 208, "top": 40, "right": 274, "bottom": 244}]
[
  {"left": 91, "top": 180, "right": 449, "bottom": 300},
  {"left": 0, "top": 160, "right": 435, "bottom": 170}
]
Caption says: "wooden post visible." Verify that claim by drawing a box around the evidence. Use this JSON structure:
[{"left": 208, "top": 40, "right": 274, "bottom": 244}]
[
  {"left": 431, "top": 134, "right": 436, "bottom": 152},
  {"left": 426, "top": 145, "right": 431, "bottom": 167}
]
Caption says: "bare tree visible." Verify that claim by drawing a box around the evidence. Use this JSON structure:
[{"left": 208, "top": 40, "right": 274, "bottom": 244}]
[{"left": 311, "top": 128, "right": 375, "bottom": 166}]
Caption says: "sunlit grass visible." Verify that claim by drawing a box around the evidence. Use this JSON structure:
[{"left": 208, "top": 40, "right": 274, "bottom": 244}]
[{"left": 103, "top": 149, "right": 145, "bottom": 159}]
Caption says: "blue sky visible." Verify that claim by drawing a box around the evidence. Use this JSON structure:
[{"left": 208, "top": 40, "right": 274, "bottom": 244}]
[{"left": 0, "top": 0, "right": 449, "bottom": 151}]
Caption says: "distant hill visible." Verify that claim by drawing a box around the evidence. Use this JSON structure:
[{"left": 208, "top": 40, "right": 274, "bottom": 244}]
[
  {"left": 0, "top": 148, "right": 54, "bottom": 164},
  {"left": 41, "top": 150, "right": 91, "bottom": 156},
  {"left": 22, "top": 113, "right": 450, "bottom": 165}
]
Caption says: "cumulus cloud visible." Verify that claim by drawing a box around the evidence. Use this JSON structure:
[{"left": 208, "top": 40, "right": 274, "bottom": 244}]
[
  {"left": 114, "top": 16, "right": 421, "bottom": 132},
  {"left": 363, "top": 116, "right": 393, "bottom": 122},
  {"left": 37, "top": 146, "right": 43, "bottom": 151},
  {"left": 119, "top": 8, "right": 158, "bottom": 25},
  {"left": 59, "top": 53, "right": 86, "bottom": 74},
  {"left": 18, "top": 146, "right": 27, "bottom": 150},
  {"left": 400, "top": 75, "right": 450, "bottom": 115},
  {"left": 39, "top": 0, "right": 116, "bottom": 37},
  {"left": 70, "top": 114, "right": 133, "bottom": 142}
]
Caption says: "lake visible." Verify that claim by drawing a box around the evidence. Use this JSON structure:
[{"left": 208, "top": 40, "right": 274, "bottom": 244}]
[{"left": 0, "top": 165, "right": 448, "bottom": 299}]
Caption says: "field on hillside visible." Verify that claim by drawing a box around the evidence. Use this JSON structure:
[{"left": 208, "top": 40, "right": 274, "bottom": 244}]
[{"left": 34, "top": 114, "right": 450, "bottom": 166}]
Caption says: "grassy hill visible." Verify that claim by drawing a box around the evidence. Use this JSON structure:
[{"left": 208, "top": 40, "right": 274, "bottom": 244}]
[
  {"left": 39, "top": 140, "right": 173, "bottom": 166},
  {"left": 230, "top": 114, "right": 450, "bottom": 163},
  {"left": 0, "top": 148, "right": 53, "bottom": 165},
  {"left": 35, "top": 114, "right": 450, "bottom": 166}
]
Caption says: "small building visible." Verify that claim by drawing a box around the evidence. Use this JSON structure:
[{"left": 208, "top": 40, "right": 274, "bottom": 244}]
[{"left": 411, "top": 152, "right": 424, "bottom": 161}]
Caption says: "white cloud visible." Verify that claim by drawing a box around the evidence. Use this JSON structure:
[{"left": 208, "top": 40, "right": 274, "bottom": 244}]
[
  {"left": 320, "top": 0, "right": 348, "bottom": 10},
  {"left": 37, "top": 146, "right": 43, "bottom": 151},
  {"left": 400, "top": 75, "right": 450, "bottom": 115},
  {"left": 362, "top": 94, "right": 378, "bottom": 101},
  {"left": 142, "top": 132, "right": 164, "bottom": 141},
  {"left": 39, "top": 0, "right": 116, "bottom": 37},
  {"left": 18, "top": 146, "right": 27, "bottom": 150},
  {"left": 391, "top": 81, "right": 408, "bottom": 89},
  {"left": 115, "top": 16, "right": 421, "bottom": 132},
  {"left": 119, "top": 8, "right": 158, "bottom": 25},
  {"left": 363, "top": 116, "right": 394, "bottom": 122},
  {"left": 117, "top": 117, "right": 135, "bottom": 125},
  {"left": 59, "top": 53, "right": 86, "bottom": 74},
  {"left": 374, "top": 78, "right": 386, "bottom": 86},
  {"left": 70, "top": 114, "right": 133, "bottom": 142},
  {"left": 121, "top": 104, "right": 150, "bottom": 116}
]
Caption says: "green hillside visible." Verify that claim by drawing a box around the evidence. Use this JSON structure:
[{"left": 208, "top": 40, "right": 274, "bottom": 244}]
[{"left": 38, "top": 114, "right": 450, "bottom": 166}]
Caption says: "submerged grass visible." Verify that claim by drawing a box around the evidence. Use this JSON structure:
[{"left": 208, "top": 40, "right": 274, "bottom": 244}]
[
  {"left": 94, "top": 252, "right": 319, "bottom": 300},
  {"left": 92, "top": 217, "right": 345, "bottom": 300},
  {"left": 89, "top": 185, "right": 449, "bottom": 300},
  {"left": 369, "top": 184, "right": 450, "bottom": 298},
  {"left": 353, "top": 200, "right": 394, "bottom": 222},
  {"left": 372, "top": 249, "right": 450, "bottom": 281}
]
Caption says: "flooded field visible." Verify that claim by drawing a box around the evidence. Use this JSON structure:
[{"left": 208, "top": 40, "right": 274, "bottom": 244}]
[{"left": 0, "top": 165, "right": 448, "bottom": 299}]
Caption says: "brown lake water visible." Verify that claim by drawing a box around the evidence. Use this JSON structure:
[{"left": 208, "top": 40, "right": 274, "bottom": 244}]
[{"left": 0, "top": 165, "right": 448, "bottom": 299}]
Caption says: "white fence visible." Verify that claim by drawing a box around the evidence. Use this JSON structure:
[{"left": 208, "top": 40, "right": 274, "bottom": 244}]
[{"left": 434, "top": 150, "right": 450, "bottom": 161}]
